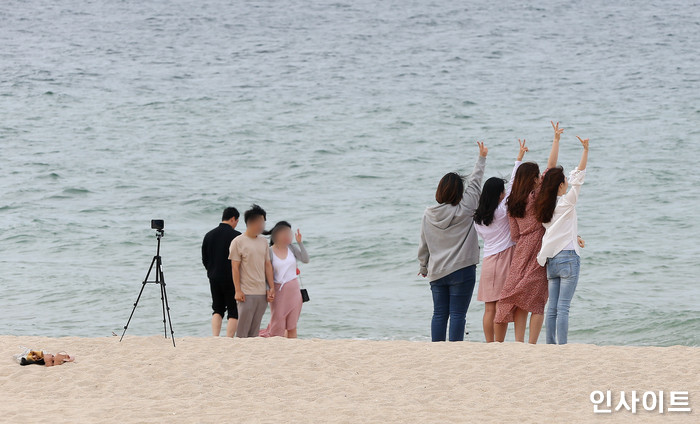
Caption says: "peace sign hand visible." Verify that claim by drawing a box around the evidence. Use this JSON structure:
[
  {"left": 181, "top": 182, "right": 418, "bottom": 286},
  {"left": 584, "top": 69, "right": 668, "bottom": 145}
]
[
  {"left": 477, "top": 141, "right": 488, "bottom": 158},
  {"left": 551, "top": 121, "right": 564, "bottom": 141},
  {"left": 295, "top": 229, "right": 302, "bottom": 243},
  {"left": 517, "top": 139, "right": 528, "bottom": 161}
]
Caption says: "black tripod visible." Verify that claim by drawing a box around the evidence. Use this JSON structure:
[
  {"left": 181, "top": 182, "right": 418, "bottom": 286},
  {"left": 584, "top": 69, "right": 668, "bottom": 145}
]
[{"left": 120, "top": 229, "right": 176, "bottom": 347}]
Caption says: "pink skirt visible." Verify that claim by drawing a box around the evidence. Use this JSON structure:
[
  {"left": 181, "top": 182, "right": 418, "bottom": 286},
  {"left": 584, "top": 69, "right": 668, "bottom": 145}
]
[
  {"left": 268, "top": 278, "right": 303, "bottom": 337},
  {"left": 477, "top": 245, "right": 515, "bottom": 302}
]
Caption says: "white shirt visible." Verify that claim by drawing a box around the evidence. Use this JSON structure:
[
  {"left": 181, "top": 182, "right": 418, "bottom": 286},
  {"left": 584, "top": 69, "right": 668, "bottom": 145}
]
[
  {"left": 537, "top": 168, "right": 586, "bottom": 266},
  {"left": 271, "top": 246, "right": 298, "bottom": 286},
  {"left": 474, "top": 161, "right": 521, "bottom": 257}
]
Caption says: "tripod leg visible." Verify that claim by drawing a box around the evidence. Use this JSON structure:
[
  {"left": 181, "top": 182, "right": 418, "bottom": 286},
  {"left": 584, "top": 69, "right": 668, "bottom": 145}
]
[
  {"left": 120, "top": 256, "right": 157, "bottom": 342},
  {"left": 158, "top": 258, "right": 176, "bottom": 347},
  {"left": 156, "top": 257, "right": 168, "bottom": 339}
]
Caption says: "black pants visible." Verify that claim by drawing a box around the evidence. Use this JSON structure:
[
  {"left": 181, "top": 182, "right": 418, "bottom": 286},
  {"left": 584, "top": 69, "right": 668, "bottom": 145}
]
[{"left": 210, "top": 278, "right": 238, "bottom": 320}]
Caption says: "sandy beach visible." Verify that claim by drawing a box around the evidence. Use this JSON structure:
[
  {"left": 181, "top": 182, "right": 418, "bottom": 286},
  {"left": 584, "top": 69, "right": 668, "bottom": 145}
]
[{"left": 1, "top": 336, "right": 697, "bottom": 423}]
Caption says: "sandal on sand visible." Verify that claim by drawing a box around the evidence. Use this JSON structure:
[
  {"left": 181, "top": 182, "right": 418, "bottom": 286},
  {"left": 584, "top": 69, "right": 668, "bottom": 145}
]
[
  {"left": 56, "top": 352, "right": 75, "bottom": 363},
  {"left": 13, "top": 347, "right": 75, "bottom": 367}
]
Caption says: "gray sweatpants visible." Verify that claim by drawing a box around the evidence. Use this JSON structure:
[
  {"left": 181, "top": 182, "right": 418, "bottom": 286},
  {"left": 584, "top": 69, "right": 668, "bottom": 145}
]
[{"left": 236, "top": 295, "right": 268, "bottom": 338}]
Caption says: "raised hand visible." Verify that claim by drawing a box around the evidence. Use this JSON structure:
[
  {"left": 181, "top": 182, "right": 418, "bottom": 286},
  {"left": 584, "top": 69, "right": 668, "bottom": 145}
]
[
  {"left": 477, "top": 141, "right": 488, "bottom": 158},
  {"left": 551, "top": 121, "right": 564, "bottom": 141},
  {"left": 517, "top": 138, "right": 528, "bottom": 161},
  {"left": 576, "top": 136, "right": 589, "bottom": 171},
  {"left": 576, "top": 136, "right": 589, "bottom": 150},
  {"left": 295, "top": 229, "right": 302, "bottom": 243},
  {"left": 547, "top": 121, "right": 563, "bottom": 168}
]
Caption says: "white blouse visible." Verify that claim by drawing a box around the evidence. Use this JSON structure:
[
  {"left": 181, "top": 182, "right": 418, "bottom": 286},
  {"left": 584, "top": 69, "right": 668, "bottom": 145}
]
[
  {"left": 537, "top": 168, "right": 586, "bottom": 266},
  {"left": 474, "top": 161, "right": 521, "bottom": 258}
]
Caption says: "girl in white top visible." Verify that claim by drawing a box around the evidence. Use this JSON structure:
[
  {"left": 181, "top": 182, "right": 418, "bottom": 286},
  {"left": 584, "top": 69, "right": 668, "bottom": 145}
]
[
  {"left": 265, "top": 221, "right": 309, "bottom": 338},
  {"left": 473, "top": 139, "right": 527, "bottom": 342},
  {"left": 534, "top": 135, "right": 589, "bottom": 344}
]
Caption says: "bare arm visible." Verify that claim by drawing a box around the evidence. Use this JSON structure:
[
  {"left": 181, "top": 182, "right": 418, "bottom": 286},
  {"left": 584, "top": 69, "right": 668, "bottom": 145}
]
[
  {"left": 547, "top": 121, "right": 563, "bottom": 169},
  {"left": 562, "top": 136, "right": 590, "bottom": 205},
  {"left": 232, "top": 260, "right": 244, "bottom": 302},
  {"left": 265, "top": 260, "right": 274, "bottom": 290},
  {"left": 576, "top": 136, "right": 589, "bottom": 170},
  {"left": 265, "top": 259, "right": 275, "bottom": 302}
]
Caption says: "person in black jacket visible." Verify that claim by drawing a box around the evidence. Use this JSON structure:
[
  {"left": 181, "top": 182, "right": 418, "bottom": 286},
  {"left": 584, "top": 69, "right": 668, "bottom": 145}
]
[{"left": 202, "top": 207, "right": 241, "bottom": 337}]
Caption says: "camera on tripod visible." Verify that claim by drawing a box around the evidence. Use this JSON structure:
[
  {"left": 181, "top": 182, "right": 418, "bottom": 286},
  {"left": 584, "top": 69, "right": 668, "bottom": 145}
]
[
  {"left": 151, "top": 219, "right": 165, "bottom": 238},
  {"left": 120, "top": 219, "right": 175, "bottom": 347}
]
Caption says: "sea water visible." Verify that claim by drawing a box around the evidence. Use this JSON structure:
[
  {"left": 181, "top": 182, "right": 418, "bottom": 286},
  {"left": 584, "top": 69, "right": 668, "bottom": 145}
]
[{"left": 1, "top": 0, "right": 698, "bottom": 346}]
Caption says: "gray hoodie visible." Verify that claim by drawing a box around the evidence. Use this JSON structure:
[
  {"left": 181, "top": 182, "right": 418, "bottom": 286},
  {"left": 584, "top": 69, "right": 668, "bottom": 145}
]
[{"left": 418, "top": 155, "right": 486, "bottom": 282}]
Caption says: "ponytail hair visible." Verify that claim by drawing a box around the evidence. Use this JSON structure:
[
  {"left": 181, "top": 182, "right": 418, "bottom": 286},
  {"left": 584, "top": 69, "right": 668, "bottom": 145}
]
[
  {"left": 473, "top": 177, "right": 506, "bottom": 226},
  {"left": 263, "top": 220, "right": 292, "bottom": 246},
  {"left": 534, "top": 167, "right": 565, "bottom": 223}
]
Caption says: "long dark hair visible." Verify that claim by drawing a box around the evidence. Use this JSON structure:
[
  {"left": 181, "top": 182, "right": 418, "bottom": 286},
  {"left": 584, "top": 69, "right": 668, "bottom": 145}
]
[
  {"left": 435, "top": 172, "right": 465, "bottom": 206},
  {"left": 263, "top": 221, "right": 291, "bottom": 246},
  {"left": 473, "top": 177, "right": 506, "bottom": 226},
  {"left": 506, "top": 162, "right": 540, "bottom": 218},
  {"left": 534, "top": 167, "right": 565, "bottom": 223}
]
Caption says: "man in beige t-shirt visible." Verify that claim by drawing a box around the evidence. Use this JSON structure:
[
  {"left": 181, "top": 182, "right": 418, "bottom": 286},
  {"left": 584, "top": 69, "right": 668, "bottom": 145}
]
[{"left": 229, "top": 204, "right": 274, "bottom": 338}]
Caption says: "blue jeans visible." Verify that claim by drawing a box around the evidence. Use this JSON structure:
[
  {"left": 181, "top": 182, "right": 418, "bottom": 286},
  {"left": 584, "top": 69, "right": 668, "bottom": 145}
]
[
  {"left": 546, "top": 250, "right": 581, "bottom": 345},
  {"left": 430, "top": 266, "right": 476, "bottom": 342}
]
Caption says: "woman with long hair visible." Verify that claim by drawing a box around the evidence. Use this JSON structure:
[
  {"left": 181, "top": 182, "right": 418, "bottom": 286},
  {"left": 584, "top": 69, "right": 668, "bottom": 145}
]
[
  {"left": 473, "top": 139, "right": 529, "bottom": 342},
  {"left": 494, "top": 121, "right": 563, "bottom": 343},
  {"left": 264, "top": 221, "right": 309, "bottom": 338},
  {"left": 535, "top": 136, "right": 589, "bottom": 344},
  {"left": 418, "top": 141, "right": 488, "bottom": 342}
]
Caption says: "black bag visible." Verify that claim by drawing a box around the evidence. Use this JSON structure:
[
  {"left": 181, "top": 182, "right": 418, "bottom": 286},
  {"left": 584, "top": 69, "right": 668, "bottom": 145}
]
[{"left": 297, "top": 267, "right": 310, "bottom": 303}]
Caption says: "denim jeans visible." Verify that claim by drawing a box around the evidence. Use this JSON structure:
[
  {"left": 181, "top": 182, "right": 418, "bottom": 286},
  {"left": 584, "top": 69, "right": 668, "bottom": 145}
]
[
  {"left": 546, "top": 250, "right": 581, "bottom": 345},
  {"left": 430, "top": 265, "right": 476, "bottom": 342}
]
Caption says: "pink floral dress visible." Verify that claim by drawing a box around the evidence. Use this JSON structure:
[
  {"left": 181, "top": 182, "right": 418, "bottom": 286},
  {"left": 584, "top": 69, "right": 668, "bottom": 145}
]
[{"left": 494, "top": 188, "right": 548, "bottom": 323}]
